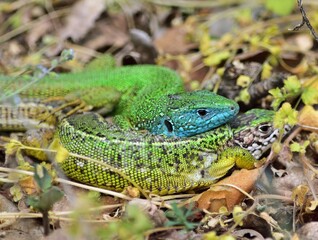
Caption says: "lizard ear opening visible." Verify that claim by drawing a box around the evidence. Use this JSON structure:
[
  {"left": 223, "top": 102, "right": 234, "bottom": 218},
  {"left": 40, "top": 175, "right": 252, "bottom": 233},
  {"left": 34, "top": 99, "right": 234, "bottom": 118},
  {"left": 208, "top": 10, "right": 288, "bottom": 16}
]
[{"left": 164, "top": 120, "right": 173, "bottom": 133}]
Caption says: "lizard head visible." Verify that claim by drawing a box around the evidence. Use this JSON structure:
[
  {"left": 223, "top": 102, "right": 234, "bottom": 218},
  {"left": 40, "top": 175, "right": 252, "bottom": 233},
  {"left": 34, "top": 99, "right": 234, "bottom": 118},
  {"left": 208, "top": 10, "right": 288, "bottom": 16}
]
[
  {"left": 230, "top": 109, "right": 291, "bottom": 159},
  {"left": 148, "top": 90, "right": 239, "bottom": 137}
]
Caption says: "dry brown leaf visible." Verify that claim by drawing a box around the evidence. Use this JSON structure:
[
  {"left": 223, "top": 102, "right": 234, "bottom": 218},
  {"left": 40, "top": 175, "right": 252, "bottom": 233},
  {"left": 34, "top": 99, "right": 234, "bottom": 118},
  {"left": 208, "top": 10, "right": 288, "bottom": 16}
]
[
  {"left": 197, "top": 189, "right": 227, "bottom": 211},
  {"left": 196, "top": 168, "right": 260, "bottom": 212},
  {"left": 271, "top": 159, "right": 318, "bottom": 203},
  {"left": 84, "top": 14, "right": 129, "bottom": 50},
  {"left": 18, "top": 176, "right": 37, "bottom": 195},
  {"left": 58, "top": 0, "right": 105, "bottom": 42},
  {"left": 298, "top": 105, "right": 318, "bottom": 130},
  {"left": 277, "top": 144, "right": 293, "bottom": 162},
  {"left": 292, "top": 185, "right": 309, "bottom": 207},
  {"left": 154, "top": 25, "right": 196, "bottom": 54},
  {"left": 271, "top": 164, "right": 304, "bottom": 197},
  {"left": 124, "top": 186, "right": 141, "bottom": 198}
]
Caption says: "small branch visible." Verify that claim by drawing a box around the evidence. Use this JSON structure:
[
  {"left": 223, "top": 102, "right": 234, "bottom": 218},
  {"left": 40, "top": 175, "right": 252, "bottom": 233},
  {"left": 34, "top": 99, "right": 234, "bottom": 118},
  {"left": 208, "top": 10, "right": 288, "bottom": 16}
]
[
  {"left": 42, "top": 211, "right": 50, "bottom": 236},
  {"left": 292, "top": 0, "right": 318, "bottom": 42}
]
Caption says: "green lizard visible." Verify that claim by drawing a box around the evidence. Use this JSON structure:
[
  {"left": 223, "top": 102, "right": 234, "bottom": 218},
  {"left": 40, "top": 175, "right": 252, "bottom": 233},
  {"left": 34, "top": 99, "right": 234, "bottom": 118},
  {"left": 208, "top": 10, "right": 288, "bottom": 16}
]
[
  {"left": 0, "top": 65, "right": 239, "bottom": 137},
  {"left": 37, "top": 109, "right": 287, "bottom": 195}
]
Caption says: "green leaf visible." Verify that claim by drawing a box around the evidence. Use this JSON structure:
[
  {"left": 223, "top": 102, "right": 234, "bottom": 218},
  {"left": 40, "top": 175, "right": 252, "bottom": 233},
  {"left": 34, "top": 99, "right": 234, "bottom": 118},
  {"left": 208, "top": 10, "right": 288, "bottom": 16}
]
[
  {"left": 203, "top": 51, "right": 231, "bottom": 66},
  {"left": 284, "top": 76, "right": 301, "bottom": 95},
  {"left": 273, "top": 102, "right": 298, "bottom": 129},
  {"left": 265, "top": 0, "right": 296, "bottom": 16},
  {"left": 199, "top": 31, "right": 213, "bottom": 56},
  {"left": 290, "top": 142, "right": 301, "bottom": 153},
  {"left": 164, "top": 202, "right": 199, "bottom": 231},
  {"left": 267, "top": 45, "right": 281, "bottom": 56},
  {"left": 261, "top": 62, "right": 273, "bottom": 80},
  {"left": 33, "top": 164, "right": 52, "bottom": 192},
  {"left": 28, "top": 187, "right": 64, "bottom": 212},
  {"left": 269, "top": 88, "right": 283, "bottom": 99},
  {"left": 10, "top": 184, "right": 23, "bottom": 202},
  {"left": 235, "top": 88, "right": 250, "bottom": 105},
  {"left": 290, "top": 141, "right": 310, "bottom": 154},
  {"left": 27, "top": 196, "right": 40, "bottom": 210},
  {"left": 40, "top": 187, "right": 64, "bottom": 210},
  {"left": 302, "top": 86, "right": 318, "bottom": 105},
  {"left": 269, "top": 88, "right": 285, "bottom": 110},
  {"left": 236, "top": 75, "right": 252, "bottom": 88},
  {"left": 233, "top": 206, "right": 244, "bottom": 226}
]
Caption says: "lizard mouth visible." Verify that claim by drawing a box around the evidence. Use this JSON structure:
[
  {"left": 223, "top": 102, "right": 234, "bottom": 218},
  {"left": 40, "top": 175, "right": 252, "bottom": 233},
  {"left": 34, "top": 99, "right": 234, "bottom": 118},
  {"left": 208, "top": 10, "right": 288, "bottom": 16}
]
[
  {"left": 245, "top": 128, "right": 279, "bottom": 159},
  {"left": 233, "top": 124, "right": 291, "bottom": 159}
]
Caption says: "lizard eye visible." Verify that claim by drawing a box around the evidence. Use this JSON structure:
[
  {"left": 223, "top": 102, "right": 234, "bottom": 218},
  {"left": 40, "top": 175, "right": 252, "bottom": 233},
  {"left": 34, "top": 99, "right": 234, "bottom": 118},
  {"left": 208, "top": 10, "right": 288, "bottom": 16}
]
[
  {"left": 164, "top": 120, "right": 173, "bottom": 132},
  {"left": 258, "top": 124, "right": 271, "bottom": 133},
  {"left": 197, "top": 109, "right": 208, "bottom": 117}
]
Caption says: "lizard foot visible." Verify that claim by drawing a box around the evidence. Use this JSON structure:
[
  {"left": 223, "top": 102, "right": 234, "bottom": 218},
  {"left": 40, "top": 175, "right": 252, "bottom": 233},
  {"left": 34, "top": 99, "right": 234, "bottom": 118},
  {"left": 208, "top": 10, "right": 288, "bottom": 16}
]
[{"left": 39, "top": 98, "right": 92, "bottom": 124}]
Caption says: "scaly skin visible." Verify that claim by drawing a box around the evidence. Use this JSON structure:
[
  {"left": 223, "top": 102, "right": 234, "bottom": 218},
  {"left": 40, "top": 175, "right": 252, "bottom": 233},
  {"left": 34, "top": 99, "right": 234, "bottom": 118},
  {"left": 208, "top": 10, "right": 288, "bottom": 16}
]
[
  {"left": 47, "top": 109, "right": 286, "bottom": 195},
  {"left": 0, "top": 66, "right": 239, "bottom": 137}
]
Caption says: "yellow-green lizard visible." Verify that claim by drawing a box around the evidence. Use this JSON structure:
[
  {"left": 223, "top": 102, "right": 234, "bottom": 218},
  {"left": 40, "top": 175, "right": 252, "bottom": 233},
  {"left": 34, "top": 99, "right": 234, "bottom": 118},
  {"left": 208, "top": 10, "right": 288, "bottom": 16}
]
[
  {"left": 0, "top": 65, "right": 238, "bottom": 137},
  {"left": 38, "top": 109, "right": 287, "bottom": 195}
]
